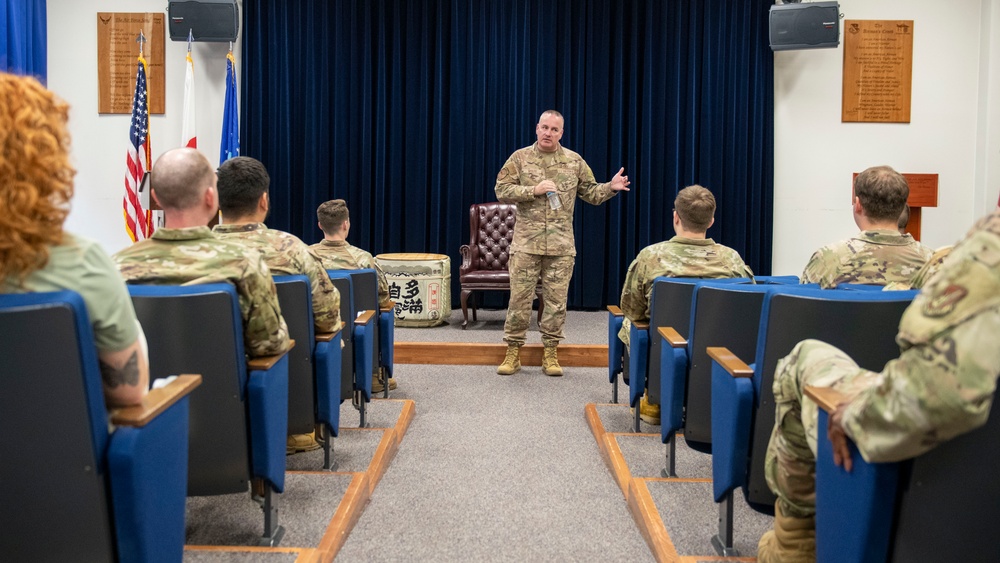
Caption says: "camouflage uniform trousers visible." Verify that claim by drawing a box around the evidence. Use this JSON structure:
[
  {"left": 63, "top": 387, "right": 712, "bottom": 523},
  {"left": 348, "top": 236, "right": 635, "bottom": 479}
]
[
  {"left": 503, "top": 252, "right": 574, "bottom": 347},
  {"left": 764, "top": 339, "right": 877, "bottom": 519}
]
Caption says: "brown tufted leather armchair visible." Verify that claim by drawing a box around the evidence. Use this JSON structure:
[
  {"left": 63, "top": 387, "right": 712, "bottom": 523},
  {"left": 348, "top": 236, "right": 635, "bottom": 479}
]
[{"left": 459, "top": 203, "right": 544, "bottom": 329}]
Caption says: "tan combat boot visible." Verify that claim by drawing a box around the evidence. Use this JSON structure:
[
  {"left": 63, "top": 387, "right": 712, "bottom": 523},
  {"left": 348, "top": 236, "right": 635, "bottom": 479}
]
[
  {"left": 497, "top": 344, "right": 522, "bottom": 375},
  {"left": 542, "top": 345, "right": 563, "bottom": 376},
  {"left": 757, "top": 503, "right": 816, "bottom": 563}
]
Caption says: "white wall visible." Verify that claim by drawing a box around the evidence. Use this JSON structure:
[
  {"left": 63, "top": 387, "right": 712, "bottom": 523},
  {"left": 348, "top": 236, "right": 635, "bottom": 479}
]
[
  {"left": 46, "top": 1, "right": 998, "bottom": 266},
  {"left": 772, "top": 0, "right": 1000, "bottom": 275},
  {"left": 47, "top": 0, "right": 242, "bottom": 255}
]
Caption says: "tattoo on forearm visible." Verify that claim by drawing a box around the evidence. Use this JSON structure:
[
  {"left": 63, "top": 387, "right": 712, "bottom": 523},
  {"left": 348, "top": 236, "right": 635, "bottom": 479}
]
[{"left": 99, "top": 351, "right": 140, "bottom": 388}]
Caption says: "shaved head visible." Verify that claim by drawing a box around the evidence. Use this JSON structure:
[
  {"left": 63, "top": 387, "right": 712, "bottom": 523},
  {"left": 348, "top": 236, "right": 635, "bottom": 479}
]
[{"left": 150, "top": 148, "right": 215, "bottom": 210}]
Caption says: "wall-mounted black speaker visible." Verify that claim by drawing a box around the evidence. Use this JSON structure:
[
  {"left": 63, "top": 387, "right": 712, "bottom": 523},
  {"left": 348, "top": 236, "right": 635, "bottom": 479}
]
[
  {"left": 168, "top": 0, "right": 239, "bottom": 43},
  {"left": 769, "top": 2, "right": 840, "bottom": 51}
]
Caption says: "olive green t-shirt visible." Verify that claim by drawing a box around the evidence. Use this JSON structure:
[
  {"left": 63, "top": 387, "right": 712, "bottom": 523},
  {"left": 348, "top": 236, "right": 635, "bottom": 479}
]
[{"left": 2, "top": 233, "right": 139, "bottom": 352}]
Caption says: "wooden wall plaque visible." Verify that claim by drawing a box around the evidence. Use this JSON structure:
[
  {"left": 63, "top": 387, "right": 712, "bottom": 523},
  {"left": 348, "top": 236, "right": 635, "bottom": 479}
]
[
  {"left": 97, "top": 13, "right": 165, "bottom": 114},
  {"left": 842, "top": 20, "right": 913, "bottom": 123}
]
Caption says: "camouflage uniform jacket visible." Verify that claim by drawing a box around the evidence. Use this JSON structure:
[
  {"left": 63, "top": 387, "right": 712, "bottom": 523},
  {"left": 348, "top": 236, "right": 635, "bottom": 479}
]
[
  {"left": 801, "top": 230, "right": 933, "bottom": 288},
  {"left": 618, "top": 237, "right": 753, "bottom": 344},
  {"left": 841, "top": 211, "right": 1000, "bottom": 462},
  {"left": 309, "top": 239, "right": 391, "bottom": 308},
  {"left": 213, "top": 223, "right": 340, "bottom": 333},
  {"left": 113, "top": 226, "right": 290, "bottom": 357},
  {"left": 495, "top": 143, "right": 617, "bottom": 256}
]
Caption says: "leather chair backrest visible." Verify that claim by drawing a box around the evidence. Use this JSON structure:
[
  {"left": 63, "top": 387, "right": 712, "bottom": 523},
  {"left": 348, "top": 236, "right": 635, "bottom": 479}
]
[
  {"left": 889, "top": 390, "right": 1000, "bottom": 562},
  {"left": 326, "top": 271, "right": 356, "bottom": 401},
  {"left": 129, "top": 284, "right": 251, "bottom": 496},
  {"left": 469, "top": 202, "right": 517, "bottom": 272},
  {"left": 0, "top": 292, "right": 116, "bottom": 561},
  {"left": 273, "top": 275, "right": 317, "bottom": 435},
  {"left": 746, "top": 289, "right": 917, "bottom": 507},
  {"left": 683, "top": 283, "right": 769, "bottom": 444}
]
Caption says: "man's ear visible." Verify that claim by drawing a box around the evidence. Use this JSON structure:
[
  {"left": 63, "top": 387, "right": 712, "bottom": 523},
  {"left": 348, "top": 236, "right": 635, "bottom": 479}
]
[
  {"left": 852, "top": 196, "right": 864, "bottom": 216},
  {"left": 259, "top": 192, "right": 269, "bottom": 213},
  {"left": 707, "top": 216, "right": 715, "bottom": 230},
  {"left": 150, "top": 187, "right": 162, "bottom": 208}
]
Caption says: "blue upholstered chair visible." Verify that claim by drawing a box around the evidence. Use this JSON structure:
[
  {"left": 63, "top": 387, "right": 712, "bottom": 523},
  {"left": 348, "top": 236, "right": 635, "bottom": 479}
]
[
  {"left": 128, "top": 283, "right": 291, "bottom": 546},
  {"left": 809, "top": 384, "right": 1000, "bottom": 563},
  {"left": 658, "top": 278, "right": 802, "bottom": 476},
  {"left": 342, "top": 268, "right": 394, "bottom": 398},
  {"left": 0, "top": 291, "right": 199, "bottom": 562},
  {"left": 708, "top": 288, "right": 918, "bottom": 556},
  {"left": 273, "top": 275, "right": 343, "bottom": 469},
  {"left": 608, "top": 276, "right": 751, "bottom": 431},
  {"left": 325, "top": 271, "right": 376, "bottom": 427}
]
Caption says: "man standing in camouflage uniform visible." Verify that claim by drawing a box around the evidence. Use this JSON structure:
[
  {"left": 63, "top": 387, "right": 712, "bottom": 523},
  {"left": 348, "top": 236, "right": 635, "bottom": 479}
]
[
  {"left": 311, "top": 199, "right": 396, "bottom": 392},
  {"left": 212, "top": 157, "right": 341, "bottom": 454},
  {"left": 495, "top": 110, "right": 630, "bottom": 376},
  {"left": 801, "top": 166, "right": 932, "bottom": 288},
  {"left": 618, "top": 185, "right": 753, "bottom": 424},
  {"left": 114, "top": 148, "right": 290, "bottom": 359},
  {"left": 758, "top": 208, "right": 1000, "bottom": 563}
]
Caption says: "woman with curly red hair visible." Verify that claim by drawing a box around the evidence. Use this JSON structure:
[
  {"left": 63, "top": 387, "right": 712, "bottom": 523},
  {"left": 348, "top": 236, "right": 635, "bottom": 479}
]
[{"left": 0, "top": 72, "right": 148, "bottom": 406}]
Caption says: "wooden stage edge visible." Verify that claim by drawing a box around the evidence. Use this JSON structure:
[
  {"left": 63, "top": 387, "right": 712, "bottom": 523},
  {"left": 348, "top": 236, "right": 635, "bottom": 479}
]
[{"left": 395, "top": 342, "right": 607, "bottom": 367}]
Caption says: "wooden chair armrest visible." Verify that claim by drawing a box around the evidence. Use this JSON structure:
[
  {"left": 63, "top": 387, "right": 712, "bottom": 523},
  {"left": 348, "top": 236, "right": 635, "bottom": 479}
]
[
  {"left": 380, "top": 301, "right": 395, "bottom": 313},
  {"left": 607, "top": 305, "right": 623, "bottom": 316},
  {"left": 707, "top": 347, "right": 753, "bottom": 378},
  {"left": 247, "top": 339, "right": 296, "bottom": 371},
  {"left": 355, "top": 310, "right": 375, "bottom": 325},
  {"left": 633, "top": 320, "right": 650, "bottom": 330},
  {"left": 658, "top": 326, "right": 687, "bottom": 348},
  {"left": 110, "top": 374, "right": 202, "bottom": 427},
  {"left": 805, "top": 386, "right": 850, "bottom": 414}
]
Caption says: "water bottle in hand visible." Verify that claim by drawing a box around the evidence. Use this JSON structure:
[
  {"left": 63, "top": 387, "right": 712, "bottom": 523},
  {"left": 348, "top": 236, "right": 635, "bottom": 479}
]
[{"left": 546, "top": 191, "right": 561, "bottom": 210}]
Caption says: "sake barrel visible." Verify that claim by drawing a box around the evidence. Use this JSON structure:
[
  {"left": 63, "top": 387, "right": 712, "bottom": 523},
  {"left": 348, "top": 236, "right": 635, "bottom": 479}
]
[{"left": 375, "top": 253, "right": 451, "bottom": 327}]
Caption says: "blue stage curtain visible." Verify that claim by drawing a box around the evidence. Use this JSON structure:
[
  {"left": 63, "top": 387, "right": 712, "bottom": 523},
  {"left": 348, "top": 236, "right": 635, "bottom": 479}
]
[
  {"left": 0, "top": 0, "right": 46, "bottom": 79},
  {"left": 242, "top": 0, "right": 773, "bottom": 309}
]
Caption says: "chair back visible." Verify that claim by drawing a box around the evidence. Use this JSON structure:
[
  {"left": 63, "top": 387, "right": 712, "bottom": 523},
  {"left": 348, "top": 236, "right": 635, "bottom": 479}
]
[
  {"left": 273, "top": 275, "right": 317, "bottom": 435},
  {"left": 683, "top": 282, "right": 792, "bottom": 444},
  {"left": 463, "top": 202, "right": 517, "bottom": 275},
  {"left": 348, "top": 268, "right": 380, "bottom": 359},
  {"left": 129, "top": 283, "right": 251, "bottom": 496},
  {"left": 645, "top": 277, "right": 748, "bottom": 406},
  {"left": 326, "top": 271, "right": 357, "bottom": 401},
  {"left": 0, "top": 292, "right": 116, "bottom": 560},
  {"left": 746, "top": 288, "right": 918, "bottom": 507},
  {"left": 889, "top": 393, "right": 1000, "bottom": 562}
]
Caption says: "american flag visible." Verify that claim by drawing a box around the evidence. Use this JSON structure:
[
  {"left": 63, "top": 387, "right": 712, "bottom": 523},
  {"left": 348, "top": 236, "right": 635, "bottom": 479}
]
[{"left": 124, "top": 55, "right": 152, "bottom": 242}]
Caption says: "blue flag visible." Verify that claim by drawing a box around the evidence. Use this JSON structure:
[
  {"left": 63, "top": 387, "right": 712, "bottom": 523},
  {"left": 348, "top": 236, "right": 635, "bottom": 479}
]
[{"left": 220, "top": 51, "right": 239, "bottom": 163}]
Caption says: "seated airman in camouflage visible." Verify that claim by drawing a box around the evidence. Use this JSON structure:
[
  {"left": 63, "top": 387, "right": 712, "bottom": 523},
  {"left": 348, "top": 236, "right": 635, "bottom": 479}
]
[
  {"left": 758, "top": 207, "right": 1000, "bottom": 563},
  {"left": 310, "top": 199, "right": 396, "bottom": 393},
  {"left": 801, "top": 166, "right": 932, "bottom": 288},
  {"left": 212, "top": 157, "right": 342, "bottom": 454},
  {"left": 618, "top": 185, "right": 753, "bottom": 424},
  {"left": 213, "top": 157, "right": 340, "bottom": 334},
  {"left": 114, "top": 148, "right": 290, "bottom": 360}
]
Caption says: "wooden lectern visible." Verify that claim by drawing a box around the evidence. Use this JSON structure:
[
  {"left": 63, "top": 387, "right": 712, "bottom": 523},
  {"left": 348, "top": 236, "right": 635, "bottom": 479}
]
[{"left": 852, "top": 173, "right": 938, "bottom": 241}]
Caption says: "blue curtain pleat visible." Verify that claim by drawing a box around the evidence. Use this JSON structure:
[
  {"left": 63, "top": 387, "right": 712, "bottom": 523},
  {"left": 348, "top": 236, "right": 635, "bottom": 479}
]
[
  {"left": 1, "top": 0, "right": 47, "bottom": 80},
  {"left": 241, "top": 0, "right": 773, "bottom": 310}
]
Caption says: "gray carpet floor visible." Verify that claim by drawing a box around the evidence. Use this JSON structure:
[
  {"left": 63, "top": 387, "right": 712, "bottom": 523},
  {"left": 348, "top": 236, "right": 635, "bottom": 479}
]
[
  {"left": 184, "top": 552, "right": 300, "bottom": 563},
  {"left": 185, "top": 473, "right": 354, "bottom": 548},
  {"left": 336, "top": 362, "right": 655, "bottom": 562},
  {"left": 396, "top": 309, "right": 608, "bottom": 345},
  {"left": 648, "top": 480, "right": 772, "bottom": 558}
]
